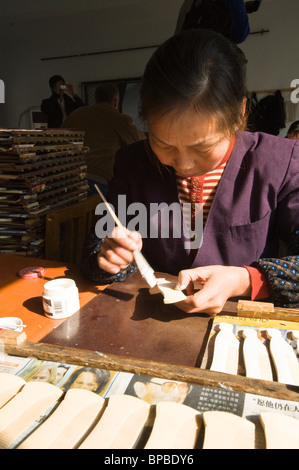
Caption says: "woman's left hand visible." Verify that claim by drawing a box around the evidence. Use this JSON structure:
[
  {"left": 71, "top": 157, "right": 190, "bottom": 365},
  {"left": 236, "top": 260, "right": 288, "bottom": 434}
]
[{"left": 175, "top": 265, "right": 251, "bottom": 316}]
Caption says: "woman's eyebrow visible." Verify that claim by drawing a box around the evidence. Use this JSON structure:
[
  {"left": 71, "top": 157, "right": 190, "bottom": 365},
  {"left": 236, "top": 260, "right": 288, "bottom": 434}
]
[
  {"left": 149, "top": 132, "right": 170, "bottom": 145},
  {"left": 190, "top": 138, "right": 219, "bottom": 148}
]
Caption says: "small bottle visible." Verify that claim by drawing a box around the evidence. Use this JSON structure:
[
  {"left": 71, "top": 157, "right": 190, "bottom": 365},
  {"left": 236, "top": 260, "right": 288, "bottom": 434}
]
[{"left": 42, "top": 278, "right": 80, "bottom": 319}]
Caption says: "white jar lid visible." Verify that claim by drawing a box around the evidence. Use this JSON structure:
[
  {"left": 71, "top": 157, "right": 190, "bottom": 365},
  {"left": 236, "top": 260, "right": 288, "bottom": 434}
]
[{"left": 43, "top": 278, "right": 77, "bottom": 297}]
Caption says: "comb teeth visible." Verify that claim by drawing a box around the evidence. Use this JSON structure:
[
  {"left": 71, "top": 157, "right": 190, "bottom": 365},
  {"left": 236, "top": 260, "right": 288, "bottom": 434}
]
[
  {"left": 79, "top": 394, "right": 151, "bottom": 449},
  {"left": 260, "top": 412, "right": 299, "bottom": 449},
  {"left": 0, "top": 381, "right": 63, "bottom": 449},
  {"left": 17, "top": 389, "right": 105, "bottom": 449},
  {"left": 203, "top": 411, "right": 255, "bottom": 449},
  {"left": 0, "top": 373, "right": 26, "bottom": 409}
]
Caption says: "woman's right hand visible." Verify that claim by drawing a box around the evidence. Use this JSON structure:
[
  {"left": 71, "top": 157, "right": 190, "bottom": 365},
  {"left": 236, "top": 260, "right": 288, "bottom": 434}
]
[{"left": 97, "top": 226, "right": 142, "bottom": 274}]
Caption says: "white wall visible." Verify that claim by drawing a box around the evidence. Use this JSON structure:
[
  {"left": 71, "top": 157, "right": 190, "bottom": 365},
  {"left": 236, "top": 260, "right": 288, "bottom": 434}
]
[
  {"left": 0, "top": 0, "right": 182, "bottom": 128},
  {"left": 0, "top": 0, "right": 298, "bottom": 132}
]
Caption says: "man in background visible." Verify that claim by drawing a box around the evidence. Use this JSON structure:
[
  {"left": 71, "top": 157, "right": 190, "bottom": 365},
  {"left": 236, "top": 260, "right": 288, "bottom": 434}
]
[
  {"left": 41, "top": 75, "right": 84, "bottom": 128},
  {"left": 61, "top": 83, "right": 145, "bottom": 195}
]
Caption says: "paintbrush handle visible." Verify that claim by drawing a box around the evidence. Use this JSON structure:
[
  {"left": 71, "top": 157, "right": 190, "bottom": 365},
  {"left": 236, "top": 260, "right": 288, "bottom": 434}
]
[
  {"left": 94, "top": 184, "right": 157, "bottom": 287},
  {"left": 94, "top": 184, "right": 123, "bottom": 228},
  {"left": 133, "top": 250, "right": 157, "bottom": 288}
]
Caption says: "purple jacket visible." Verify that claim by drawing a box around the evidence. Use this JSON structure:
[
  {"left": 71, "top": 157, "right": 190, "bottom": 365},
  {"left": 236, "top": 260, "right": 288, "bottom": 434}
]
[{"left": 106, "top": 131, "right": 299, "bottom": 275}]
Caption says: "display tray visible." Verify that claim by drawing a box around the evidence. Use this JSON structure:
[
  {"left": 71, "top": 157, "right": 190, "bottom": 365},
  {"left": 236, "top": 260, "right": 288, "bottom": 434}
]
[{"left": 1, "top": 351, "right": 299, "bottom": 449}]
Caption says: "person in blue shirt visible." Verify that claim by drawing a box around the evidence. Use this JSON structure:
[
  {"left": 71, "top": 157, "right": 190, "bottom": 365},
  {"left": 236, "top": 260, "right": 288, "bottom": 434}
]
[{"left": 175, "top": 0, "right": 250, "bottom": 44}]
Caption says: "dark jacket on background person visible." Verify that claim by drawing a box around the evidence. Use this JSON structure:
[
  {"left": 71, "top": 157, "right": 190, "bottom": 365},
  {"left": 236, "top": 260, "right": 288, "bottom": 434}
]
[{"left": 41, "top": 93, "right": 84, "bottom": 128}]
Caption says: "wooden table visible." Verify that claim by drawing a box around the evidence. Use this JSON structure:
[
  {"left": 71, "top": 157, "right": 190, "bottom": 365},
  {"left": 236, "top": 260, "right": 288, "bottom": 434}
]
[
  {"left": 0, "top": 253, "right": 105, "bottom": 342},
  {"left": 1, "top": 253, "right": 299, "bottom": 402}
]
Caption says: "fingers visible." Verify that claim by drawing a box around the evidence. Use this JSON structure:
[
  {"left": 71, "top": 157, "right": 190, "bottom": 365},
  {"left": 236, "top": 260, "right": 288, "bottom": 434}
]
[
  {"left": 177, "top": 288, "right": 225, "bottom": 316},
  {"left": 175, "top": 266, "right": 251, "bottom": 315},
  {"left": 67, "top": 84, "right": 75, "bottom": 94},
  {"left": 175, "top": 266, "right": 232, "bottom": 315},
  {"left": 99, "top": 243, "right": 131, "bottom": 273},
  {"left": 97, "top": 228, "right": 142, "bottom": 274},
  {"left": 176, "top": 268, "right": 207, "bottom": 295}
]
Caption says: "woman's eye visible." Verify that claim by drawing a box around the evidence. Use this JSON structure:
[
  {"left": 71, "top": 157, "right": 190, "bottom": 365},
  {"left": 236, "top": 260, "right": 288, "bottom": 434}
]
[
  {"left": 193, "top": 145, "right": 213, "bottom": 153},
  {"left": 155, "top": 144, "right": 174, "bottom": 152}
]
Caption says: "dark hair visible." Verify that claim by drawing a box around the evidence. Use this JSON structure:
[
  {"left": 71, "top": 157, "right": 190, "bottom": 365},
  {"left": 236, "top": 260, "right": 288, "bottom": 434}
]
[
  {"left": 62, "top": 367, "right": 110, "bottom": 394},
  {"left": 140, "top": 29, "right": 247, "bottom": 135},
  {"left": 95, "top": 83, "right": 119, "bottom": 104},
  {"left": 286, "top": 120, "right": 299, "bottom": 139},
  {"left": 49, "top": 75, "right": 65, "bottom": 89}
]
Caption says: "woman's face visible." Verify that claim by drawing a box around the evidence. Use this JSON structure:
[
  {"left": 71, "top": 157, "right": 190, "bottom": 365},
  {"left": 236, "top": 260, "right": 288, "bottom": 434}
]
[
  {"left": 148, "top": 109, "right": 232, "bottom": 177},
  {"left": 70, "top": 371, "right": 98, "bottom": 391}
]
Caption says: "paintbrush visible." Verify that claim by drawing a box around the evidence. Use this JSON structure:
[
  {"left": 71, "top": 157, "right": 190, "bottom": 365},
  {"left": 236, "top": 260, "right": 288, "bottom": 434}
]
[{"left": 94, "top": 185, "right": 157, "bottom": 288}]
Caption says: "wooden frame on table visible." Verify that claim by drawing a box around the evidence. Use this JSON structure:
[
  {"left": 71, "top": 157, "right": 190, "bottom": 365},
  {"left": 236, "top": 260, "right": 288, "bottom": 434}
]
[{"left": 3, "top": 331, "right": 299, "bottom": 403}]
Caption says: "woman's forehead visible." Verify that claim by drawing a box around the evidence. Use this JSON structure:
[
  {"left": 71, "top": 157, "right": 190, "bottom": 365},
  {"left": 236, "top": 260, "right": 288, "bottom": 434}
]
[{"left": 148, "top": 109, "right": 220, "bottom": 144}]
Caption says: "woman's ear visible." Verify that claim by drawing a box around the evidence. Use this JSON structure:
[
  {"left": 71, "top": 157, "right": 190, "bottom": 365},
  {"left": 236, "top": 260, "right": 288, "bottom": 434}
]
[{"left": 242, "top": 96, "right": 247, "bottom": 116}]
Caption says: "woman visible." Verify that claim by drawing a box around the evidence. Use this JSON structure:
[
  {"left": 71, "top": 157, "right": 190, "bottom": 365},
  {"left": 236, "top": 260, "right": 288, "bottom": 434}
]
[
  {"left": 62, "top": 367, "right": 110, "bottom": 394},
  {"left": 81, "top": 29, "right": 299, "bottom": 314}
]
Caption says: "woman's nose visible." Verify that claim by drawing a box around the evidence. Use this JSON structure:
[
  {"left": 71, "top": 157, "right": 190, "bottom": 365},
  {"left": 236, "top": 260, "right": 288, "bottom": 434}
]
[{"left": 174, "top": 150, "right": 194, "bottom": 170}]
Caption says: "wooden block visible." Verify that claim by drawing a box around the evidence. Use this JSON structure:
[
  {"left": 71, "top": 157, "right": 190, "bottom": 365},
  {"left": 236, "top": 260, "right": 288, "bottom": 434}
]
[
  {"left": 237, "top": 300, "right": 274, "bottom": 313},
  {"left": 266, "top": 329, "right": 299, "bottom": 386},
  {"left": 0, "top": 381, "right": 63, "bottom": 449},
  {"left": 145, "top": 401, "right": 201, "bottom": 449},
  {"left": 18, "top": 389, "right": 105, "bottom": 449},
  {"left": 242, "top": 329, "right": 273, "bottom": 381},
  {"left": 203, "top": 411, "right": 255, "bottom": 449},
  {"left": 0, "top": 373, "right": 26, "bottom": 408},
  {"left": 0, "top": 330, "right": 27, "bottom": 345},
  {"left": 291, "top": 330, "right": 299, "bottom": 355},
  {"left": 210, "top": 323, "right": 240, "bottom": 375},
  {"left": 260, "top": 412, "right": 299, "bottom": 449},
  {"left": 79, "top": 394, "right": 150, "bottom": 449}
]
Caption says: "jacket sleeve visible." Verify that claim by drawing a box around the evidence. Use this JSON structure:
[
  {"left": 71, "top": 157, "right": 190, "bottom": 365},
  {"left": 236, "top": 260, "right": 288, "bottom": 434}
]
[
  {"left": 80, "top": 231, "right": 137, "bottom": 284},
  {"left": 40, "top": 98, "right": 53, "bottom": 117},
  {"left": 40, "top": 99, "right": 47, "bottom": 114},
  {"left": 251, "top": 141, "right": 299, "bottom": 308},
  {"left": 251, "top": 231, "right": 299, "bottom": 308}
]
